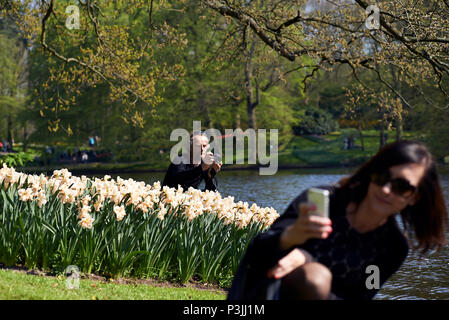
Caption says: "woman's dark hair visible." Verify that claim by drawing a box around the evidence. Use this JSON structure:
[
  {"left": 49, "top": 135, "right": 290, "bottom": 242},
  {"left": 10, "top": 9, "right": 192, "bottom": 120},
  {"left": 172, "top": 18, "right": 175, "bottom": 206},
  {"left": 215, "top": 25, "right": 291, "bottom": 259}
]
[{"left": 339, "top": 140, "right": 448, "bottom": 254}]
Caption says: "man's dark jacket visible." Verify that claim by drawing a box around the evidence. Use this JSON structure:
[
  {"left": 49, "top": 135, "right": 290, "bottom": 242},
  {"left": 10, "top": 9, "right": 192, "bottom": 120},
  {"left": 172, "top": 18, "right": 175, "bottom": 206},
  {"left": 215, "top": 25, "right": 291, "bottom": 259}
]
[{"left": 162, "top": 158, "right": 218, "bottom": 191}]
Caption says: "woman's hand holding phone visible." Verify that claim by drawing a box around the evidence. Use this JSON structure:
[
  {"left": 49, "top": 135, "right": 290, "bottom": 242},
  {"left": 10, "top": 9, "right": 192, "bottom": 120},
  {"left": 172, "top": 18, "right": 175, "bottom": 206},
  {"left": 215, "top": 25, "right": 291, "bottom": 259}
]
[
  {"left": 279, "top": 202, "right": 333, "bottom": 251},
  {"left": 268, "top": 204, "right": 332, "bottom": 280}
]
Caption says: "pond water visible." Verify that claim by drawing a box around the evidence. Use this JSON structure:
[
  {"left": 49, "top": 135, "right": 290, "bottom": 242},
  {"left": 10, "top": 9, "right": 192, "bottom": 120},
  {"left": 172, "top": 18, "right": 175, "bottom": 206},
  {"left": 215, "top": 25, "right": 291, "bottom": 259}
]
[{"left": 94, "top": 168, "right": 449, "bottom": 300}]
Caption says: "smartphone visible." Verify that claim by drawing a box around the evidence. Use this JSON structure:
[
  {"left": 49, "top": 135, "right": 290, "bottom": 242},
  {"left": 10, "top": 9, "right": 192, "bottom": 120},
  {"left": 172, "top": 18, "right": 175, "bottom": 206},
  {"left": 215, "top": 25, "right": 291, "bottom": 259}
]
[
  {"left": 307, "top": 188, "right": 330, "bottom": 218},
  {"left": 214, "top": 153, "right": 222, "bottom": 164},
  {"left": 205, "top": 145, "right": 222, "bottom": 163}
]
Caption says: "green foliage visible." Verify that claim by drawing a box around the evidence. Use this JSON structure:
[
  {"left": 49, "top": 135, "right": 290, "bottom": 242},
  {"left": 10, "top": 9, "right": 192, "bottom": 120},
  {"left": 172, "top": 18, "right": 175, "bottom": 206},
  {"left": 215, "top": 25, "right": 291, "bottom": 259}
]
[
  {"left": 425, "top": 110, "right": 449, "bottom": 161},
  {"left": 0, "top": 178, "right": 264, "bottom": 284},
  {"left": 318, "top": 84, "right": 348, "bottom": 119},
  {"left": 0, "top": 151, "right": 35, "bottom": 167},
  {"left": 293, "top": 107, "right": 339, "bottom": 135},
  {"left": 0, "top": 20, "right": 27, "bottom": 146},
  {"left": 1, "top": 1, "right": 447, "bottom": 166},
  {"left": 257, "top": 90, "right": 297, "bottom": 146}
]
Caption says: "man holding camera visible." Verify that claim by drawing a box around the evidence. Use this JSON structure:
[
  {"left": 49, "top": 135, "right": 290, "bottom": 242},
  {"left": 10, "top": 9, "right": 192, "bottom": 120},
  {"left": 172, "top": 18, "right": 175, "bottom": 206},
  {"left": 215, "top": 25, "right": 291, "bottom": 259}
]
[{"left": 162, "top": 132, "right": 222, "bottom": 192}]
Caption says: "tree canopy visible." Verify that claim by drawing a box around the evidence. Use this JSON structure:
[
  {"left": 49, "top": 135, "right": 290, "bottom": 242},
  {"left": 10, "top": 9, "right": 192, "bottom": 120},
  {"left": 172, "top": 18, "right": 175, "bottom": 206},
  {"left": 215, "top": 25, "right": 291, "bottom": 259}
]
[
  {"left": 0, "top": 0, "right": 447, "bottom": 161},
  {"left": 201, "top": 0, "right": 448, "bottom": 109}
]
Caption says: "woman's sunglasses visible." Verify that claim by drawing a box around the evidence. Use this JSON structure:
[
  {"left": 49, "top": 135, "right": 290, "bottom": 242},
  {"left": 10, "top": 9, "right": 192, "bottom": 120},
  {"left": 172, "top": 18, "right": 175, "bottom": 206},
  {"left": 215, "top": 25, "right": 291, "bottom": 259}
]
[{"left": 370, "top": 171, "right": 417, "bottom": 198}]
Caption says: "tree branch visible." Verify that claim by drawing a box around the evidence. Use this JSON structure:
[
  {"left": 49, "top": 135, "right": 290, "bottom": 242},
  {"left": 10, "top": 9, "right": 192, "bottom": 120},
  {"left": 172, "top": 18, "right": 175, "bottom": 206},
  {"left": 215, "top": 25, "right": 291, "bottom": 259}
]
[
  {"left": 202, "top": 1, "right": 304, "bottom": 61},
  {"left": 361, "top": 63, "right": 414, "bottom": 109}
]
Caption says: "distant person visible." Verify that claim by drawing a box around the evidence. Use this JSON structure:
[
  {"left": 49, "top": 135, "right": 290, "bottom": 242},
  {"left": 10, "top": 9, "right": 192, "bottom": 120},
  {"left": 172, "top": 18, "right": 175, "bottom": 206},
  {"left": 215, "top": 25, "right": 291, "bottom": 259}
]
[
  {"left": 228, "top": 140, "right": 448, "bottom": 300},
  {"left": 88, "top": 150, "right": 96, "bottom": 162},
  {"left": 81, "top": 152, "right": 88, "bottom": 164},
  {"left": 0, "top": 141, "right": 3, "bottom": 151},
  {"left": 162, "top": 132, "right": 222, "bottom": 192},
  {"left": 348, "top": 136, "right": 355, "bottom": 149}
]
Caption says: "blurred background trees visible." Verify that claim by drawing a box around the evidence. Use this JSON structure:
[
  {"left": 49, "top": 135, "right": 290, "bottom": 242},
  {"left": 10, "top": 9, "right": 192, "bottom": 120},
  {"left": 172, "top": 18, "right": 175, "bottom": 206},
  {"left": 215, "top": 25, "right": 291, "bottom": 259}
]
[{"left": 0, "top": 0, "right": 447, "bottom": 162}]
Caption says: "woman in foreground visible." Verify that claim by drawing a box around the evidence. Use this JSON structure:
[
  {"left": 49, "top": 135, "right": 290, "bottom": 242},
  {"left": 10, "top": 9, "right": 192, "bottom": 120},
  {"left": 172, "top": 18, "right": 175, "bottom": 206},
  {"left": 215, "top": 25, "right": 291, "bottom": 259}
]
[{"left": 228, "top": 140, "right": 448, "bottom": 300}]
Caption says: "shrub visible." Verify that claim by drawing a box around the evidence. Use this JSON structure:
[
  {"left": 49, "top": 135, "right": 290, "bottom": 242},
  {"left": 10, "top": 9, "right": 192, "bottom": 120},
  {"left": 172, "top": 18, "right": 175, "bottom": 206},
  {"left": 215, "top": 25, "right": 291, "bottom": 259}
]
[{"left": 293, "top": 107, "right": 339, "bottom": 135}]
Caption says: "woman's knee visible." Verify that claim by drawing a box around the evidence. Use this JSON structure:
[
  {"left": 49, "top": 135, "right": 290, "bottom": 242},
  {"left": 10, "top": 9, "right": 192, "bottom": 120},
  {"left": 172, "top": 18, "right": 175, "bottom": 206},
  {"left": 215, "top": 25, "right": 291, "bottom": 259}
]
[
  {"left": 281, "top": 262, "right": 332, "bottom": 299},
  {"left": 303, "top": 262, "right": 332, "bottom": 293}
]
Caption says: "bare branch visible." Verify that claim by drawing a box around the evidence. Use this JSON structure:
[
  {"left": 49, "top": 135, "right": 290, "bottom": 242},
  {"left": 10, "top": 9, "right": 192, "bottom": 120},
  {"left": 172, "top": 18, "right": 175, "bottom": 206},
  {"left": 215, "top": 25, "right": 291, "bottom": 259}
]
[{"left": 202, "top": 1, "right": 303, "bottom": 61}]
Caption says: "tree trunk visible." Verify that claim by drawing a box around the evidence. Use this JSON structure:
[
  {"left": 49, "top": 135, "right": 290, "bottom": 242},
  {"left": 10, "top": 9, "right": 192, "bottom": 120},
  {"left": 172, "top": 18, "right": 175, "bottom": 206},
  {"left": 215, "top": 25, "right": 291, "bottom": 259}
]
[
  {"left": 247, "top": 104, "right": 256, "bottom": 130},
  {"left": 101, "top": 119, "right": 105, "bottom": 147},
  {"left": 358, "top": 122, "right": 365, "bottom": 151},
  {"left": 244, "top": 34, "right": 258, "bottom": 130},
  {"left": 390, "top": 65, "right": 403, "bottom": 141},
  {"left": 130, "top": 123, "right": 137, "bottom": 142},
  {"left": 235, "top": 111, "right": 241, "bottom": 129},
  {"left": 204, "top": 104, "right": 213, "bottom": 128},
  {"left": 231, "top": 98, "right": 241, "bottom": 129},
  {"left": 76, "top": 122, "right": 80, "bottom": 146},
  {"left": 7, "top": 114, "right": 13, "bottom": 152},
  {"left": 22, "top": 122, "right": 28, "bottom": 152},
  {"left": 244, "top": 34, "right": 258, "bottom": 163},
  {"left": 396, "top": 117, "right": 403, "bottom": 141},
  {"left": 379, "top": 116, "right": 385, "bottom": 148},
  {"left": 198, "top": 89, "right": 212, "bottom": 129}
]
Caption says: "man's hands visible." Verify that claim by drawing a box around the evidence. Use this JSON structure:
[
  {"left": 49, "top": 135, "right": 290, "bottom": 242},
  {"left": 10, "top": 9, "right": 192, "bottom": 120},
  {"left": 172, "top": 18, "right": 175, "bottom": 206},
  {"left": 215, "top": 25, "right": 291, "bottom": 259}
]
[
  {"left": 212, "top": 161, "right": 222, "bottom": 172},
  {"left": 279, "top": 203, "right": 333, "bottom": 251},
  {"left": 201, "top": 152, "right": 222, "bottom": 173},
  {"left": 201, "top": 152, "right": 214, "bottom": 171}
]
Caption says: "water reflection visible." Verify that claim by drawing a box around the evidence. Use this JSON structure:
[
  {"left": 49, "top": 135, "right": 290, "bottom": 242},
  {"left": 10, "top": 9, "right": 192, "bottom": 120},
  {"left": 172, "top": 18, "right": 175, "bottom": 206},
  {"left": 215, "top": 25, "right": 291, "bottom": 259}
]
[{"left": 97, "top": 169, "right": 449, "bottom": 300}]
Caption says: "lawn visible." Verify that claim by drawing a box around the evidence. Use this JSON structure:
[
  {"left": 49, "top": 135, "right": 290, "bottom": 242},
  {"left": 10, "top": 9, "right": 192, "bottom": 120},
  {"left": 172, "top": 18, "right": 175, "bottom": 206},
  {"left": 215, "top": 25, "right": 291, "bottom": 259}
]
[
  {"left": 280, "top": 129, "right": 420, "bottom": 167},
  {"left": 0, "top": 268, "right": 227, "bottom": 300}
]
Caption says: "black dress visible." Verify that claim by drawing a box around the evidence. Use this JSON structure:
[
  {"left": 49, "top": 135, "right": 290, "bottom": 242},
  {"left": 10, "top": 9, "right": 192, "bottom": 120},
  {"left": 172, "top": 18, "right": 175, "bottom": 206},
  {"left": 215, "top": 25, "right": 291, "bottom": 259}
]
[{"left": 227, "top": 185, "right": 409, "bottom": 300}]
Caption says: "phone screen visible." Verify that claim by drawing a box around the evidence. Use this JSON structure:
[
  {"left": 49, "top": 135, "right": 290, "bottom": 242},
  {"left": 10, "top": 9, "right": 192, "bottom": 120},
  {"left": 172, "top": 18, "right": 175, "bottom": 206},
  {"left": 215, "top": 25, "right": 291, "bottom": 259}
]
[{"left": 307, "top": 188, "right": 330, "bottom": 218}]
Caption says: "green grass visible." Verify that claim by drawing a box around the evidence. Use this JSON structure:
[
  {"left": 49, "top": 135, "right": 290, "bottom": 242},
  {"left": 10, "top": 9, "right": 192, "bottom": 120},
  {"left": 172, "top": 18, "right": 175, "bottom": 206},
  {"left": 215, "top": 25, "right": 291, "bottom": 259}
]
[
  {"left": 0, "top": 268, "right": 226, "bottom": 300},
  {"left": 279, "top": 129, "right": 420, "bottom": 167}
]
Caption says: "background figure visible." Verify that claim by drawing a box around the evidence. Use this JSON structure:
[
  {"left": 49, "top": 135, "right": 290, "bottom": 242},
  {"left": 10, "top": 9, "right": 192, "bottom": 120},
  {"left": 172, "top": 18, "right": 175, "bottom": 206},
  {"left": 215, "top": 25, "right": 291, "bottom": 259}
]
[
  {"left": 81, "top": 152, "right": 88, "bottom": 164},
  {"left": 162, "top": 132, "right": 222, "bottom": 191}
]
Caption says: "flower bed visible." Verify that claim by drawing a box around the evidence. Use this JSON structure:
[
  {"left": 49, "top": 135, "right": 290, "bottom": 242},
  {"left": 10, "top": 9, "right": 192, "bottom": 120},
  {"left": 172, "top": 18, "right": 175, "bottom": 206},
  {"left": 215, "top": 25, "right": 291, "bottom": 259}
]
[{"left": 0, "top": 165, "right": 279, "bottom": 284}]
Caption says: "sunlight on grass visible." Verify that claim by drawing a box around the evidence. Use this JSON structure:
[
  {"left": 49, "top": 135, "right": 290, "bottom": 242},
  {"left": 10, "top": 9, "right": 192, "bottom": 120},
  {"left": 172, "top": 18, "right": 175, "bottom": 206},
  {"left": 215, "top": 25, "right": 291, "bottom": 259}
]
[
  {"left": 0, "top": 269, "right": 226, "bottom": 300},
  {"left": 280, "top": 130, "right": 420, "bottom": 166}
]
